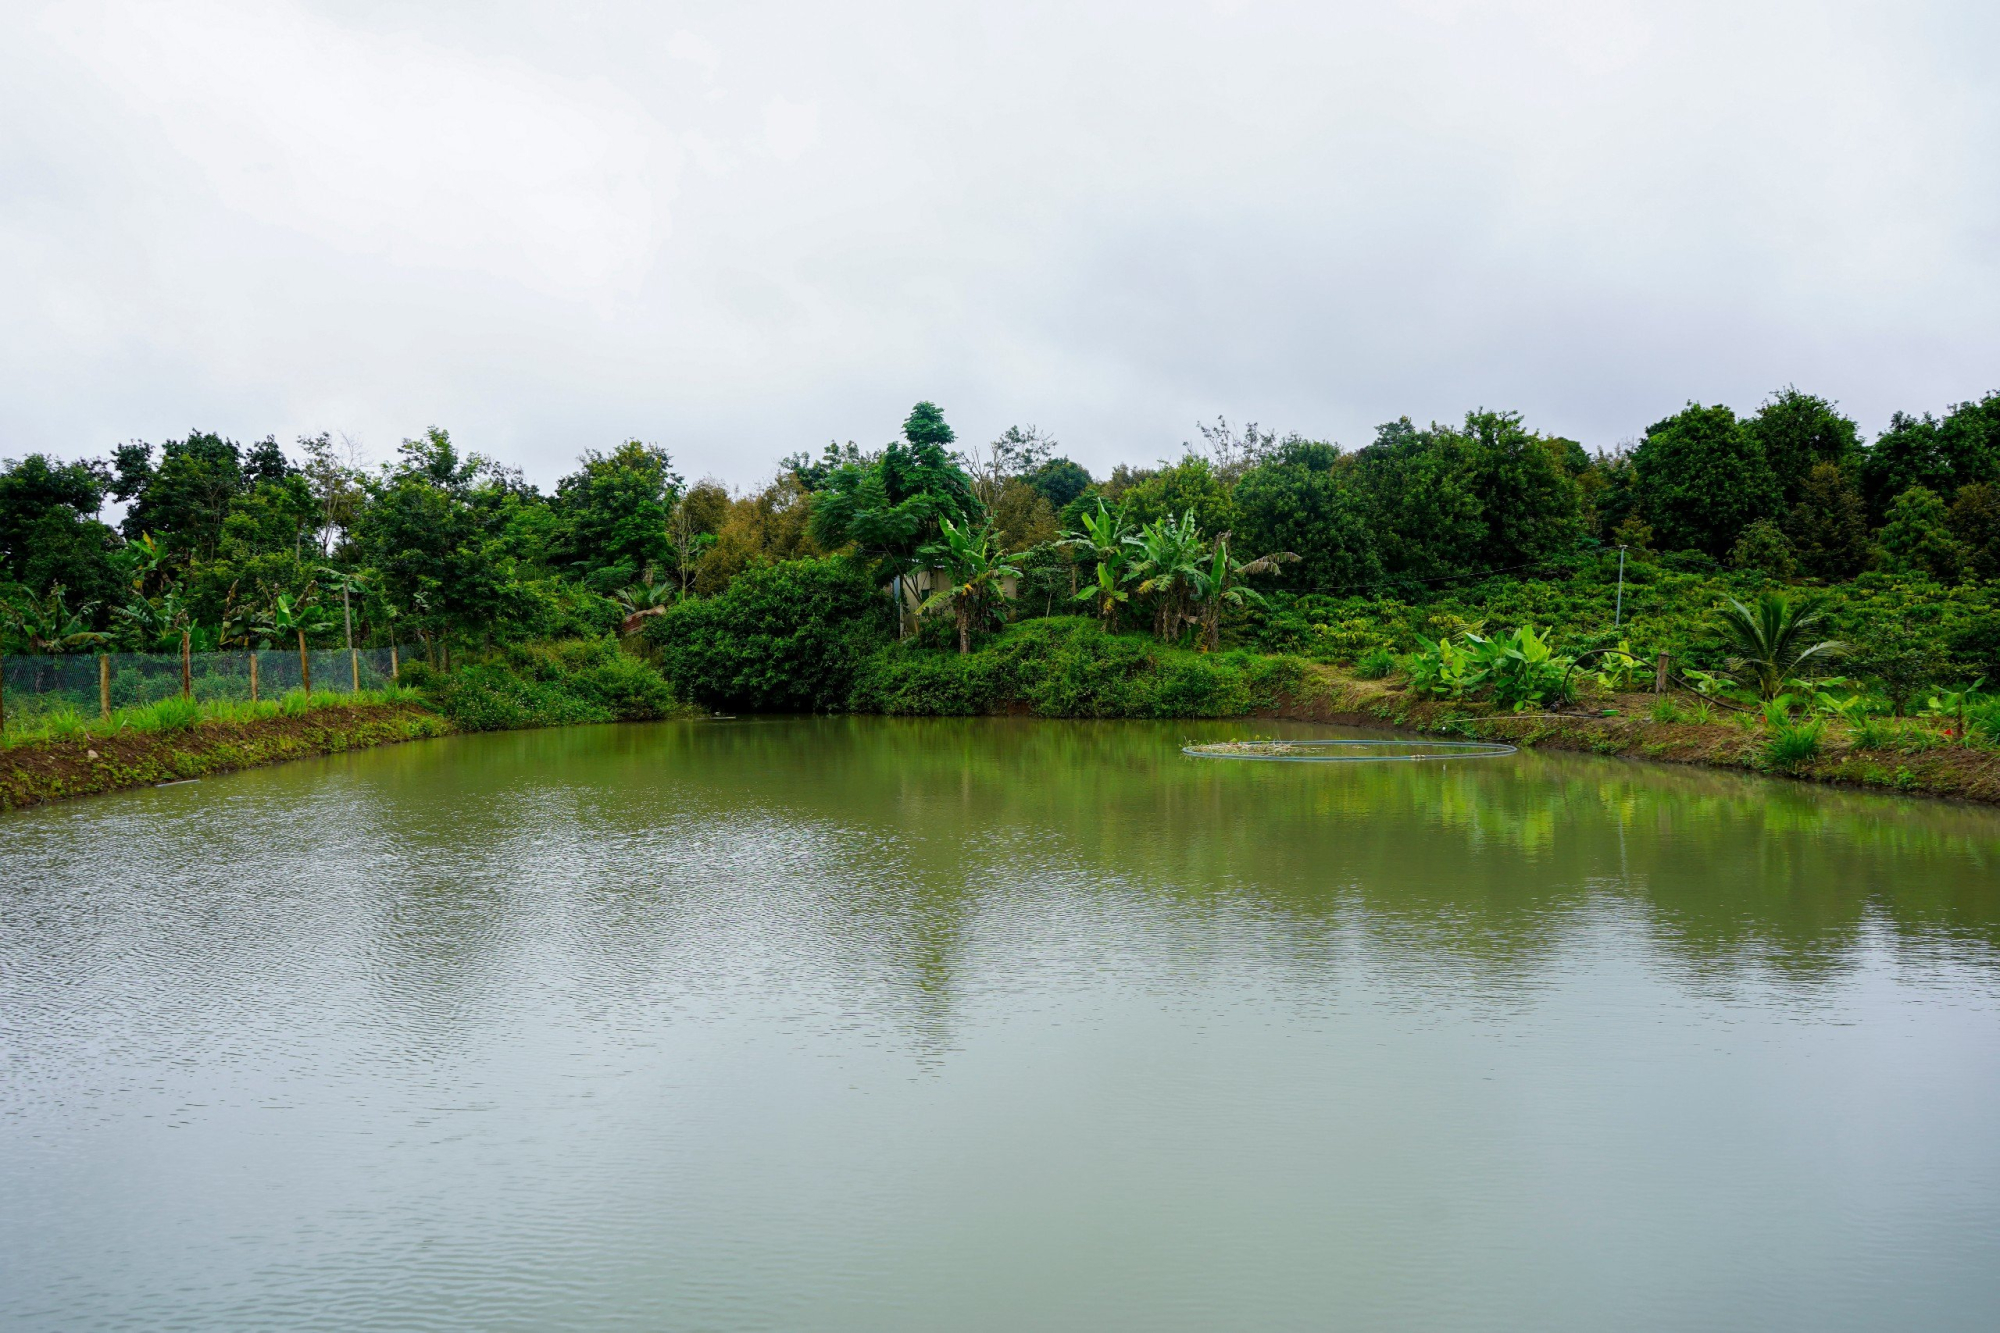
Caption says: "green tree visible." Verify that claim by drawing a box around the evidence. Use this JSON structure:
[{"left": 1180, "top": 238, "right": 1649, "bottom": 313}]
[
  {"left": 352, "top": 428, "right": 512, "bottom": 658},
  {"left": 990, "top": 478, "right": 1058, "bottom": 552},
  {"left": 1784, "top": 462, "right": 1870, "bottom": 580},
  {"left": 1631, "top": 403, "right": 1781, "bottom": 558},
  {"left": 1877, "top": 486, "right": 1966, "bottom": 583},
  {"left": 1232, "top": 439, "right": 1379, "bottom": 591},
  {"left": 1746, "top": 387, "right": 1861, "bottom": 505},
  {"left": 1195, "top": 534, "right": 1297, "bottom": 651},
  {"left": 1351, "top": 419, "right": 1483, "bottom": 580},
  {"left": 1118, "top": 455, "right": 1236, "bottom": 535},
  {"left": 1026, "top": 458, "right": 1093, "bottom": 510},
  {"left": 0, "top": 454, "right": 122, "bottom": 610},
  {"left": 1455, "top": 409, "right": 1583, "bottom": 568},
  {"left": 549, "top": 441, "right": 683, "bottom": 592},
  {"left": 809, "top": 403, "right": 981, "bottom": 578},
  {"left": 1729, "top": 518, "right": 1797, "bottom": 578},
  {"left": 1949, "top": 482, "right": 2000, "bottom": 583},
  {"left": 116, "top": 432, "right": 251, "bottom": 561},
  {"left": 1124, "top": 509, "right": 1211, "bottom": 641},
  {"left": 1858, "top": 393, "right": 2000, "bottom": 522},
  {"left": 647, "top": 558, "right": 893, "bottom": 711}
]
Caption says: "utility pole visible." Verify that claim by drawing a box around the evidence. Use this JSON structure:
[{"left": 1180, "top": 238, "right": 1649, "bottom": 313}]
[
  {"left": 343, "top": 580, "right": 358, "bottom": 692},
  {"left": 1613, "top": 545, "right": 1628, "bottom": 628}
]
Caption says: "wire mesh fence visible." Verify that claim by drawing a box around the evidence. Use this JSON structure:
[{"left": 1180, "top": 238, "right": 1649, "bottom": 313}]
[{"left": 1, "top": 646, "right": 407, "bottom": 724}]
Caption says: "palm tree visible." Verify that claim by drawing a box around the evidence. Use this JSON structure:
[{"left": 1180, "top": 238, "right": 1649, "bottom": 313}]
[
  {"left": 1124, "top": 510, "right": 1211, "bottom": 642},
  {"left": 1195, "top": 533, "right": 1298, "bottom": 651},
  {"left": 614, "top": 569, "right": 676, "bottom": 636},
  {"left": 1715, "top": 592, "right": 1847, "bottom": 700},
  {"left": 915, "top": 516, "right": 1022, "bottom": 653}
]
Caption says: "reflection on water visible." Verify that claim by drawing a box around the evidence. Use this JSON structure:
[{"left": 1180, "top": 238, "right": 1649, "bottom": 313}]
[{"left": 4, "top": 717, "right": 2000, "bottom": 1331}]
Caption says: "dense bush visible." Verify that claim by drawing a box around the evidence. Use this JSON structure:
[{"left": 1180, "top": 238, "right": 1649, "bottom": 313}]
[
  {"left": 403, "top": 638, "right": 678, "bottom": 730},
  {"left": 850, "top": 617, "right": 1306, "bottom": 718},
  {"left": 645, "top": 557, "right": 893, "bottom": 711},
  {"left": 1241, "top": 550, "right": 2000, "bottom": 692}
]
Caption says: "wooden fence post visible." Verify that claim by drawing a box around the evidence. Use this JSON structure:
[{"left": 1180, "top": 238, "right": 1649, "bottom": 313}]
[
  {"left": 390, "top": 644, "right": 399, "bottom": 680},
  {"left": 99, "top": 653, "right": 111, "bottom": 719},
  {"left": 181, "top": 634, "right": 192, "bottom": 699},
  {"left": 1654, "top": 651, "right": 1670, "bottom": 695},
  {"left": 249, "top": 650, "right": 259, "bottom": 703},
  {"left": 1, "top": 657, "right": 7, "bottom": 734}
]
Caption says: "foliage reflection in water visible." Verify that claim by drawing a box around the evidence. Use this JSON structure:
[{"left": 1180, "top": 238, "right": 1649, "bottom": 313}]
[{"left": 3, "top": 716, "right": 1999, "bottom": 1332}]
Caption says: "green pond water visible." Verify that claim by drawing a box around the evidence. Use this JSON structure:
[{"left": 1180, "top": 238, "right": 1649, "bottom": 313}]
[{"left": 4, "top": 716, "right": 2000, "bottom": 1330}]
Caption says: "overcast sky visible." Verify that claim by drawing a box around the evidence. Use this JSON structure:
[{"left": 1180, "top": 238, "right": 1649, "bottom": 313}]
[{"left": 3, "top": 0, "right": 1996, "bottom": 489}]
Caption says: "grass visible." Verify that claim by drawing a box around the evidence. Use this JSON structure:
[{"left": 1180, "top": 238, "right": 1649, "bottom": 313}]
[
  {"left": 1763, "top": 719, "right": 1826, "bottom": 772},
  {"left": 0, "top": 685, "right": 425, "bottom": 748}
]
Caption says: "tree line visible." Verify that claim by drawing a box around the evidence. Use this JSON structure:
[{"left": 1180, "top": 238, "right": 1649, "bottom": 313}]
[{"left": 3, "top": 387, "right": 1998, "bottom": 659}]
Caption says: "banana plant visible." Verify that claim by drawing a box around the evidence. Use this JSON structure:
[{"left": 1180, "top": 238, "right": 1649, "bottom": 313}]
[
  {"left": 1060, "top": 500, "right": 1136, "bottom": 627},
  {"left": 1922, "top": 678, "right": 1986, "bottom": 746},
  {"left": 1194, "top": 532, "right": 1297, "bottom": 652},
  {"left": 1071, "top": 561, "right": 1130, "bottom": 627},
  {"left": 0, "top": 584, "right": 108, "bottom": 653},
  {"left": 112, "top": 586, "right": 193, "bottom": 654},
  {"left": 270, "top": 588, "right": 334, "bottom": 692},
  {"left": 110, "top": 532, "right": 171, "bottom": 597},
  {"left": 1123, "top": 509, "right": 1211, "bottom": 643},
  {"left": 915, "top": 516, "right": 1022, "bottom": 653}
]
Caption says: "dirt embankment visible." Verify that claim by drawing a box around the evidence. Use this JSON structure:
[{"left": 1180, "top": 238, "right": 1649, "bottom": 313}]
[
  {"left": 0, "top": 705, "right": 454, "bottom": 811},
  {"left": 1268, "top": 665, "right": 2000, "bottom": 806}
]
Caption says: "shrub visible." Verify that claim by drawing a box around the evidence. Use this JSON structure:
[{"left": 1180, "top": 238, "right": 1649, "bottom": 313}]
[
  {"left": 648, "top": 557, "right": 893, "bottom": 711},
  {"left": 417, "top": 638, "right": 680, "bottom": 731},
  {"left": 850, "top": 617, "right": 1305, "bottom": 719}
]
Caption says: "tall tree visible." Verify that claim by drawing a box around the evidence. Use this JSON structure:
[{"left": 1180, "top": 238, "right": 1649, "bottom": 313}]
[
  {"left": 1859, "top": 393, "right": 2000, "bottom": 522},
  {"left": 1950, "top": 482, "right": 2000, "bottom": 583},
  {"left": 1232, "top": 439, "right": 1379, "bottom": 591},
  {"left": 352, "top": 428, "right": 511, "bottom": 654},
  {"left": 116, "top": 432, "right": 252, "bottom": 561},
  {"left": 1877, "top": 486, "right": 1967, "bottom": 584},
  {"left": 1746, "top": 387, "right": 1861, "bottom": 505},
  {"left": 1454, "top": 409, "right": 1582, "bottom": 568},
  {"left": 1784, "top": 462, "right": 1870, "bottom": 580},
  {"left": 1350, "top": 419, "right": 1484, "bottom": 580},
  {"left": 0, "top": 454, "right": 120, "bottom": 607},
  {"left": 549, "top": 441, "right": 683, "bottom": 592},
  {"left": 1026, "top": 458, "right": 1093, "bottom": 511},
  {"left": 809, "top": 402, "right": 981, "bottom": 577},
  {"left": 1631, "top": 403, "right": 1781, "bottom": 558}
]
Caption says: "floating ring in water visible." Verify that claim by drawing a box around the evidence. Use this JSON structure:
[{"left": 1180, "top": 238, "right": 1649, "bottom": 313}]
[{"left": 1182, "top": 739, "right": 1518, "bottom": 763}]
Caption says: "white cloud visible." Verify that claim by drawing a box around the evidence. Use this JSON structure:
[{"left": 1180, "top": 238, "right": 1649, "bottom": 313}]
[
  {"left": 1, "top": 0, "right": 1995, "bottom": 486},
  {"left": 761, "top": 97, "right": 819, "bottom": 162},
  {"left": 40, "top": 0, "right": 680, "bottom": 298}
]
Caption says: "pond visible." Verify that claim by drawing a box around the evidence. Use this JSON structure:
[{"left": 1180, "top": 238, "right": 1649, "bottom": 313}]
[{"left": 4, "top": 717, "right": 2000, "bottom": 1330}]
